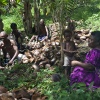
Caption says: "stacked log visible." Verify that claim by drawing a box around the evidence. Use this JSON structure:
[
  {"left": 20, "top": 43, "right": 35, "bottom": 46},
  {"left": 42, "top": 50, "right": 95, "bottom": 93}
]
[
  {"left": 0, "top": 86, "right": 47, "bottom": 100},
  {"left": 20, "top": 23, "right": 60, "bottom": 67},
  {"left": 23, "top": 36, "right": 61, "bottom": 69},
  {"left": 21, "top": 23, "right": 91, "bottom": 69},
  {"left": 74, "top": 29, "right": 91, "bottom": 46}
]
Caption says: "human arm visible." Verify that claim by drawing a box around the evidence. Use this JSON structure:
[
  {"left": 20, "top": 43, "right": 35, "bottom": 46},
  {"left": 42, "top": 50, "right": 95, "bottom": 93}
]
[
  {"left": 0, "top": 41, "right": 4, "bottom": 49},
  {"left": 28, "top": 36, "right": 34, "bottom": 43},
  {"left": 19, "top": 32, "right": 23, "bottom": 44},
  {"left": 71, "top": 60, "right": 95, "bottom": 70},
  {"left": 72, "top": 49, "right": 100, "bottom": 71},
  {"left": 63, "top": 49, "right": 77, "bottom": 53},
  {"left": 29, "top": 35, "right": 37, "bottom": 42},
  {"left": 63, "top": 41, "right": 77, "bottom": 53},
  {"left": 8, "top": 40, "right": 19, "bottom": 65},
  {"left": 84, "top": 32, "right": 91, "bottom": 38},
  {"left": 45, "top": 26, "right": 49, "bottom": 37}
]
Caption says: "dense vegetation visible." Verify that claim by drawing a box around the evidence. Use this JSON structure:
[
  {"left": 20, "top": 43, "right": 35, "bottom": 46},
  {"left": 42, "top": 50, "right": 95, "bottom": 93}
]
[
  {"left": 1, "top": 63, "right": 100, "bottom": 100},
  {"left": 1, "top": 0, "right": 100, "bottom": 33},
  {"left": 0, "top": 0, "right": 100, "bottom": 100},
  {"left": 0, "top": 64, "right": 67, "bottom": 99}
]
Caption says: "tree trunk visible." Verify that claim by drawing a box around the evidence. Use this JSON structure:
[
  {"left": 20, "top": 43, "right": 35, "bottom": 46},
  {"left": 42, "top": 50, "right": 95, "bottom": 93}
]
[
  {"left": 33, "top": 0, "right": 40, "bottom": 35},
  {"left": 52, "top": 13, "right": 64, "bottom": 67},
  {"left": 23, "top": 1, "right": 32, "bottom": 35},
  {"left": 59, "top": 22, "right": 64, "bottom": 67}
]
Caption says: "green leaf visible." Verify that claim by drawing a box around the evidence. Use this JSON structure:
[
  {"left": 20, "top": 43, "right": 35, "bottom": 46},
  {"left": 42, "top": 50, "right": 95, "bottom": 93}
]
[{"left": 0, "top": 0, "right": 7, "bottom": 5}]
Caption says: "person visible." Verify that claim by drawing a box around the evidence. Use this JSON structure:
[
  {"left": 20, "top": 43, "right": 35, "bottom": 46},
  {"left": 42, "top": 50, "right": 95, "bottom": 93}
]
[
  {"left": 10, "top": 23, "right": 23, "bottom": 50},
  {"left": 0, "top": 19, "right": 4, "bottom": 32},
  {"left": 63, "top": 29, "right": 77, "bottom": 78},
  {"left": 38, "top": 19, "right": 49, "bottom": 41},
  {"left": 0, "top": 41, "right": 5, "bottom": 69},
  {"left": 29, "top": 19, "right": 49, "bottom": 43},
  {"left": 70, "top": 31, "right": 100, "bottom": 88},
  {"left": 0, "top": 31, "right": 19, "bottom": 66}
]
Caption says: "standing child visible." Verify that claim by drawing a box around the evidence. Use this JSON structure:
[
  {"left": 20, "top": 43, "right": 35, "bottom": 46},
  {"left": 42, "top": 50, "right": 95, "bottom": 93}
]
[{"left": 63, "top": 29, "right": 77, "bottom": 78}]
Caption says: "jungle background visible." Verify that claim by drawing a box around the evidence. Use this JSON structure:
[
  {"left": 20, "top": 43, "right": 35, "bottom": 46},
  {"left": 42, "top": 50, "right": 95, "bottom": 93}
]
[{"left": 0, "top": 0, "right": 100, "bottom": 100}]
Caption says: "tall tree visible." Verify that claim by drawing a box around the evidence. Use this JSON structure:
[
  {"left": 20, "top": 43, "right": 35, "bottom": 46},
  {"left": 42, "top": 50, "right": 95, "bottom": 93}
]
[
  {"left": 33, "top": 0, "right": 40, "bottom": 35},
  {"left": 41, "top": 0, "right": 91, "bottom": 66},
  {"left": 22, "top": 0, "right": 32, "bottom": 34}
]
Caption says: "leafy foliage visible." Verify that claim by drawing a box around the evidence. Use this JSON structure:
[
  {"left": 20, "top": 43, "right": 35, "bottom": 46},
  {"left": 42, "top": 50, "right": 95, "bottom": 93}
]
[
  {"left": 0, "top": 0, "right": 7, "bottom": 5},
  {"left": 2, "top": 5, "right": 23, "bottom": 34},
  {"left": 0, "top": 63, "right": 100, "bottom": 100},
  {"left": 1, "top": 1, "right": 100, "bottom": 99}
]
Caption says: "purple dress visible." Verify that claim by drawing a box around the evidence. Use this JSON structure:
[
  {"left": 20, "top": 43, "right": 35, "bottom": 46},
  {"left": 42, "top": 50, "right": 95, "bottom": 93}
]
[{"left": 70, "top": 49, "right": 100, "bottom": 88}]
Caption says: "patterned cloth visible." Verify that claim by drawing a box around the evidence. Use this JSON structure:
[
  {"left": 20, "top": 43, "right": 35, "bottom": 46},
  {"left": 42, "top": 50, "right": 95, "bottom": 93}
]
[{"left": 70, "top": 49, "right": 100, "bottom": 88}]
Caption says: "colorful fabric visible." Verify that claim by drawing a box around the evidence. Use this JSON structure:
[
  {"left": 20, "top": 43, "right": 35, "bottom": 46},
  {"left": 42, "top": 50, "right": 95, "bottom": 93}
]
[
  {"left": 70, "top": 49, "right": 100, "bottom": 88},
  {"left": 38, "top": 36, "right": 46, "bottom": 41}
]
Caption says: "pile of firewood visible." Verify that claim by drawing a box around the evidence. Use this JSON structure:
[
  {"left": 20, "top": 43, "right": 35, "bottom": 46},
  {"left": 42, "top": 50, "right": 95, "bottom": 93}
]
[
  {"left": 0, "top": 86, "right": 47, "bottom": 100},
  {"left": 74, "top": 29, "right": 91, "bottom": 46},
  {"left": 21, "top": 23, "right": 61, "bottom": 68},
  {"left": 21, "top": 23, "right": 91, "bottom": 68},
  {"left": 22, "top": 36, "right": 61, "bottom": 69}
]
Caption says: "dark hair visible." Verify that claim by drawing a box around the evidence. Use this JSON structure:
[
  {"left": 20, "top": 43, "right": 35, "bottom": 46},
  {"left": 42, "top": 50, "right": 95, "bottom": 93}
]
[
  {"left": 91, "top": 31, "right": 100, "bottom": 42},
  {"left": 10, "top": 23, "right": 17, "bottom": 29},
  {"left": 39, "top": 19, "right": 45, "bottom": 27},
  {"left": 63, "top": 29, "right": 72, "bottom": 36}
]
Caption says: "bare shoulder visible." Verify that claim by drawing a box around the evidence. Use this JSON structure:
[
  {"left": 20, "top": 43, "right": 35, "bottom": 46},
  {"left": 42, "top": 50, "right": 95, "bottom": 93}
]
[{"left": 10, "top": 39, "right": 16, "bottom": 46}]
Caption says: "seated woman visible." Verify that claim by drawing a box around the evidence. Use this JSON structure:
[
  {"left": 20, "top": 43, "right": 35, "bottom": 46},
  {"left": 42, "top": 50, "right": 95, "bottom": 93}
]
[
  {"left": 29, "top": 19, "right": 49, "bottom": 43},
  {"left": 38, "top": 19, "right": 49, "bottom": 41},
  {"left": 70, "top": 31, "right": 100, "bottom": 88}
]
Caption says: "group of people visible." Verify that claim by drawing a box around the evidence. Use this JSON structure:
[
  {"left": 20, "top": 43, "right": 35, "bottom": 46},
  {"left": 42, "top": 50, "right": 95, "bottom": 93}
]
[
  {"left": 63, "top": 29, "right": 100, "bottom": 88},
  {"left": 0, "top": 18, "right": 100, "bottom": 88},
  {"left": 0, "top": 19, "right": 49, "bottom": 68}
]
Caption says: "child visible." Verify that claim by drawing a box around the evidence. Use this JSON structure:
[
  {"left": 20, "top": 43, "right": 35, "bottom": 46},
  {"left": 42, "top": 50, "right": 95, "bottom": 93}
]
[
  {"left": 70, "top": 31, "right": 100, "bottom": 88},
  {"left": 10, "top": 23, "right": 23, "bottom": 50},
  {"left": 63, "top": 29, "right": 77, "bottom": 78}
]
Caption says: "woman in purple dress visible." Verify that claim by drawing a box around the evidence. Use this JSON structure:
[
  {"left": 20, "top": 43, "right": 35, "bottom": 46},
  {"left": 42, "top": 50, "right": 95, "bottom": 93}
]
[{"left": 70, "top": 31, "right": 100, "bottom": 88}]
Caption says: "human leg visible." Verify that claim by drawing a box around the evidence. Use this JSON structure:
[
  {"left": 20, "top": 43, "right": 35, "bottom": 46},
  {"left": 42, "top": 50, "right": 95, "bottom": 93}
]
[{"left": 63, "top": 55, "right": 71, "bottom": 79}]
